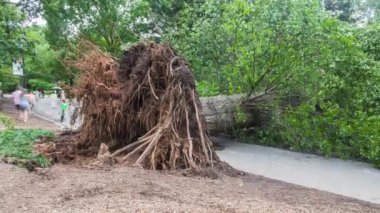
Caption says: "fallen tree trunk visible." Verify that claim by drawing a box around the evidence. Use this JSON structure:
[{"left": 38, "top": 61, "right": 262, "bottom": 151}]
[
  {"left": 200, "top": 92, "right": 275, "bottom": 134},
  {"left": 200, "top": 94, "right": 248, "bottom": 134},
  {"left": 67, "top": 93, "right": 268, "bottom": 134}
]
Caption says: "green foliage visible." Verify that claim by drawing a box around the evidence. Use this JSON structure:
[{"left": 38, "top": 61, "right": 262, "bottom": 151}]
[
  {"left": 164, "top": 1, "right": 231, "bottom": 94},
  {"left": 0, "top": 113, "right": 15, "bottom": 130},
  {"left": 0, "top": 3, "right": 26, "bottom": 65},
  {"left": 28, "top": 79, "right": 54, "bottom": 90},
  {"left": 0, "top": 3, "right": 27, "bottom": 90},
  {"left": 164, "top": 0, "right": 380, "bottom": 167},
  {"left": 0, "top": 3, "right": 67, "bottom": 89},
  {"left": 24, "top": 27, "right": 68, "bottom": 83},
  {"left": 0, "top": 129, "right": 54, "bottom": 168},
  {"left": 235, "top": 105, "right": 247, "bottom": 124},
  {"left": 357, "top": 22, "right": 380, "bottom": 61},
  {"left": 196, "top": 80, "right": 219, "bottom": 97},
  {"left": 260, "top": 104, "right": 380, "bottom": 167},
  {"left": 167, "top": 0, "right": 328, "bottom": 96},
  {"left": 41, "top": 0, "right": 149, "bottom": 54},
  {"left": 0, "top": 66, "right": 19, "bottom": 92}
]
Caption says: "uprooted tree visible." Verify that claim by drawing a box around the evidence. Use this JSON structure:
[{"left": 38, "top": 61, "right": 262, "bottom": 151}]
[{"left": 63, "top": 41, "right": 218, "bottom": 170}]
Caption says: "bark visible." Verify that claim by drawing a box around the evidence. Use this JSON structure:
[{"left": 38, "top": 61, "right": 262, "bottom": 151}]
[
  {"left": 200, "top": 94, "right": 252, "bottom": 134},
  {"left": 200, "top": 92, "right": 275, "bottom": 134}
]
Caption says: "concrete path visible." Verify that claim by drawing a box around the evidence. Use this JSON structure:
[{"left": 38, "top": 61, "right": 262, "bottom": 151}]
[
  {"left": 0, "top": 97, "right": 60, "bottom": 131},
  {"left": 216, "top": 136, "right": 380, "bottom": 204},
  {"left": 32, "top": 97, "right": 78, "bottom": 129}
]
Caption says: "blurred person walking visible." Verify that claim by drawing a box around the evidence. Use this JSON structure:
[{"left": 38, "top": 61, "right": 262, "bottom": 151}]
[
  {"left": 11, "top": 86, "right": 22, "bottom": 110},
  {"left": 26, "top": 91, "right": 37, "bottom": 110},
  {"left": 19, "top": 91, "right": 30, "bottom": 123}
]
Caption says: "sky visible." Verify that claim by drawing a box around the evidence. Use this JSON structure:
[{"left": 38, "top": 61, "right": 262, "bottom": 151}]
[
  {"left": 9, "top": 0, "right": 46, "bottom": 26},
  {"left": 27, "top": 16, "right": 46, "bottom": 26}
]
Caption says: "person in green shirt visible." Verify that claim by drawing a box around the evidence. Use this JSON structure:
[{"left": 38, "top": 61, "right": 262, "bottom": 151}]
[{"left": 60, "top": 99, "right": 69, "bottom": 122}]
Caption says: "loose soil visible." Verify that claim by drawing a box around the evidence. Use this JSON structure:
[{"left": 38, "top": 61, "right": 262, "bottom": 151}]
[
  {"left": 1, "top": 98, "right": 380, "bottom": 212},
  {"left": 1, "top": 162, "right": 379, "bottom": 212}
]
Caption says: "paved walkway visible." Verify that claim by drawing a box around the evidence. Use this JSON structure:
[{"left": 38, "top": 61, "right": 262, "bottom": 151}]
[
  {"left": 32, "top": 97, "right": 79, "bottom": 129},
  {"left": 0, "top": 98, "right": 59, "bottom": 131},
  {"left": 216, "top": 136, "right": 380, "bottom": 204}
]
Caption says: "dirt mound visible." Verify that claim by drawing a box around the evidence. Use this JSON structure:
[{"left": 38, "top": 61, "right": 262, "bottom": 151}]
[
  {"left": 2, "top": 161, "right": 380, "bottom": 212},
  {"left": 41, "top": 41, "right": 218, "bottom": 171}
]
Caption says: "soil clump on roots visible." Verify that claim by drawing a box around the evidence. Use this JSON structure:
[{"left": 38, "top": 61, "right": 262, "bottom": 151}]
[{"left": 39, "top": 41, "right": 218, "bottom": 171}]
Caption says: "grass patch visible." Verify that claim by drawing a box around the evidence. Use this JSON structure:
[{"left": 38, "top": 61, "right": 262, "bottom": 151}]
[{"left": 0, "top": 129, "right": 54, "bottom": 167}]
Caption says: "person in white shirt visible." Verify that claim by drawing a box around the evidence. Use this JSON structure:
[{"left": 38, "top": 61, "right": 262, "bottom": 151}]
[{"left": 11, "top": 86, "right": 22, "bottom": 110}]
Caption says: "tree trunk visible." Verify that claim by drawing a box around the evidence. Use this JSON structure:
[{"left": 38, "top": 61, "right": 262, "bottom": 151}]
[
  {"left": 200, "top": 93, "right": 275, "bottom": 134},
  {"left": 200, "top": 94, "right": 251, "bottom": 134}
]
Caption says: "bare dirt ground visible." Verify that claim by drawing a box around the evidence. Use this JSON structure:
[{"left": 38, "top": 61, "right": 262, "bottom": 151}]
[
  {"left": 1, "top": 163, "right": 380, "bottom": 212},
  {"left": 1, "top": 98, "right": 380, "bottom": 212}
]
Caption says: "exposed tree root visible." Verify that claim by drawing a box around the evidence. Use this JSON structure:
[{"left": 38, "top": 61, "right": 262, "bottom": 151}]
[
  {"left": 47, "top": 41, "right": 218, "bottom": 170},
  {"left": 114, "top": 43, "right": 217, "bottom": 169}
]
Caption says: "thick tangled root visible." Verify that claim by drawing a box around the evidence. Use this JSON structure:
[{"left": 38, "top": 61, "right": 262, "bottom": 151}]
[{"left": 60, "top": 41, "right": 218, "bottom": 170}]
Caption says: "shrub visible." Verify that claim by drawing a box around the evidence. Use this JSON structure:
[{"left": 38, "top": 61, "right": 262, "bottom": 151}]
[
  {"left": 0, "top": 113, "right": 15, "bottom": 130},
  {"left": 259, "top": 104, "right": 380, "bottom": 167},
  {"left": 196, "top": 80, "right": 220, "bottom": 97},
  {"left": 28, "top": 79, "right": 54, "bottom": 91},
  {"left": 0, "top": 129, "right": 54, "bottom": 168}
]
